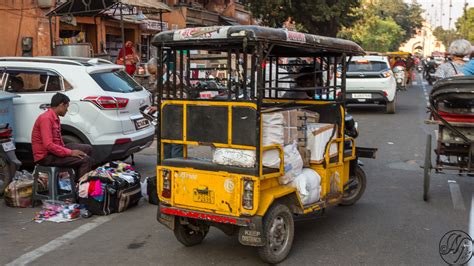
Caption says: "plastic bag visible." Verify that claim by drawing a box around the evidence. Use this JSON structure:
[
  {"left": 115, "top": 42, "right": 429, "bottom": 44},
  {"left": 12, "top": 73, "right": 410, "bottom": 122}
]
[
  {"left": 4, "top": 171, "right": 34, "bottom": 208},
  {"left": 278, "top": 142, "right": 304, "bottom": 185},
  {"left": 290, "top": 168, "right": 321, "bottom": 205},
  {"left": 213, "top": 148, "right": 256, "bottom": 168}
]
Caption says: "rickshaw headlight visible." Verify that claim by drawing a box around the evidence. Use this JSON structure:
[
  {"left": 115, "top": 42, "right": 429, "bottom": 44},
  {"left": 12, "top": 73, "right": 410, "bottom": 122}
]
[
  {"left": 161, "top": 169, "right": 171, "bottom": 198},
  {"left": 243, "top": 180, "right": 254, "bottom": 210}
]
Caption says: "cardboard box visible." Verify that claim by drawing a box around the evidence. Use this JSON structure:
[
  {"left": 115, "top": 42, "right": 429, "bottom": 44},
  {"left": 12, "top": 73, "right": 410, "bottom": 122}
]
[
  {"left": 298, "top": 147, "right": 311, "bottom": 167},
  {"left": 283, "top": 127, "right": 307, "bottom": 146},
  {"left": 281, "top": 109, "right": 320, "bottom": 128}
]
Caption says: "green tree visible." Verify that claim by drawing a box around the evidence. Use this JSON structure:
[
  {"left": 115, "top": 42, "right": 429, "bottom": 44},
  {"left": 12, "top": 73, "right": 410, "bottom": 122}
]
[
  {"left": 371, "top": 0, "right": 424, "bottom": 45},
  {"left": 339, "top": 11, "right": 405, "bottom": 52},
  {"left": 243, "top": 0, "right": 360, "bottom": 37},
  {"left": 432, "top": 26, "right": 462, "bottom": 48},
  {"left": 455, "top": 7, "right": 474, "bottom": 43}
]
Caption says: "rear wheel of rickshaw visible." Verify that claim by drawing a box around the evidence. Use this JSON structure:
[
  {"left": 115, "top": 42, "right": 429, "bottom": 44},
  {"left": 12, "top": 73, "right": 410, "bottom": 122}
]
[
  {"left": 258, "top": 203, "right": 294, "bottom": 264},
  {"left": 340, "top": 165, "right": 367, "bottom": 206},
  {"left": 174, "top": 218, "right": 209, "bottom": 246},
  {"left": 423, "top": 134, "right": 432, "bottom": 201}
]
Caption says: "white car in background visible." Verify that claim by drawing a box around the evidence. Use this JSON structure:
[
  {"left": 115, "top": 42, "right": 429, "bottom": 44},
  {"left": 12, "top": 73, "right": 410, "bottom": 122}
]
[
  {"left": 0, "top": 57, "right": 155, "bottom": 165},
  {"left": 342, "top": 55, "right": 397, "bottom": 114}
]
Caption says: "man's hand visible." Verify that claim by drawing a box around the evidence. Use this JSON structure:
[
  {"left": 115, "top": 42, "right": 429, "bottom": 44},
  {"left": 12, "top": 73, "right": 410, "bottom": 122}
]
[{"left": 71, "top": 150, "right": 87, "bottom": 159}]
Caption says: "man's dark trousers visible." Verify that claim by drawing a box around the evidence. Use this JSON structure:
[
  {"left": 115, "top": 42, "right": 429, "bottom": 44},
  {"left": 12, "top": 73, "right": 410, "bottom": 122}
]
[{"left": 37, "top": 143, "right": 93, "bottom": 181}]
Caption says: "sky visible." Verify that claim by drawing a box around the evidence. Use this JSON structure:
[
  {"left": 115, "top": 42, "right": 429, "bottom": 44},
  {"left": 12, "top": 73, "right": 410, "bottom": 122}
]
[{"left": 412, "top": 0, "right": 474, "bottom": 29}]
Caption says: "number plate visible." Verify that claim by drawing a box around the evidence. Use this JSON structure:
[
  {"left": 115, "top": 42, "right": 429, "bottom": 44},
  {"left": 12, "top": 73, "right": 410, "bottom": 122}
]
[
  {"left": 352, "top": 93, "right": 372, "bottom": 99},
  {"left": 1, "top": 141, "right": 15, "bottom": 152},
  {"left": 193, "top": 190, "right": 214, "bottom": 204},
  {"left": 134, "top": 118, "right": 150, "bottom": 130}
]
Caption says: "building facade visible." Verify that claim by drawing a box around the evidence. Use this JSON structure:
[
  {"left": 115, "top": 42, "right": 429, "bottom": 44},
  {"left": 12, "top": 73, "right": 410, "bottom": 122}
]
[
  {"left": 0, "top": 0, "right": 255, "bottom": 60},
  {"left": 399, "top": 21, "right": 446, "bottom": 57}
]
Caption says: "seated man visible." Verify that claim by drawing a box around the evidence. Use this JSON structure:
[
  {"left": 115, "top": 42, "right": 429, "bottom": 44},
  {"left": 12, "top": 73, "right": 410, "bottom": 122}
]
[{"left": 31, "top": 93, "right": 93, "bottom": 180}]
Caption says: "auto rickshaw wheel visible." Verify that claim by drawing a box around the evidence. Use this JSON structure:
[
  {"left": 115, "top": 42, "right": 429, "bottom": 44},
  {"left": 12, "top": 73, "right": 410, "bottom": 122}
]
[
  {"left": 258, "top": 203, "right": 294, "bottom": 264},
  {"left": 340, "top": 165, "right": 367, "bottom": 206},
  {"left": 423, "top": 134, "right": 432, "bottom": 201},
  {"left": 173, "top": 218, "right": 209, "bottom": 247}
]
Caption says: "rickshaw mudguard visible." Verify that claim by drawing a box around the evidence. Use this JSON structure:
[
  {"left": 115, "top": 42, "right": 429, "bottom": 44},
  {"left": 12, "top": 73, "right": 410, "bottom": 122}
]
[{"left": 256, "top": 186, "right": 302, "bottom": 217}]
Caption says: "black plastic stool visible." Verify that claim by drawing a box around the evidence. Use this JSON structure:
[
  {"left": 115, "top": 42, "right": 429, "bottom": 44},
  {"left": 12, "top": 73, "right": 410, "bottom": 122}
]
[{"left": 32, "top": 165, "right": 76, "bottom": 207}]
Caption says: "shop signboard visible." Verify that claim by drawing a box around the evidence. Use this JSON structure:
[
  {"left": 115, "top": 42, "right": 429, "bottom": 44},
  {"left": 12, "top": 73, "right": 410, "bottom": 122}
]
[{"left": 140, "top": 20, "right": 168, "bottom": 32}]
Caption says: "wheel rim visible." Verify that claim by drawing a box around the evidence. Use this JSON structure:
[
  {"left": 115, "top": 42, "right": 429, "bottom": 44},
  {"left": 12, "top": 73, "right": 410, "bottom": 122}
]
[
  {"left": 343, "top": 175, "right": 362, "bottom": 201},
  {"left": 268, "top": 215, "right": 290, "bottom": 256}
]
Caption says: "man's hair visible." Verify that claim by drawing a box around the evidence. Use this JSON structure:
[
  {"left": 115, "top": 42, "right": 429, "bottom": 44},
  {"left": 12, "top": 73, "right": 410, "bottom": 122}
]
[{"left": 51, "top": 93, "right": 70, "bottom": 107}]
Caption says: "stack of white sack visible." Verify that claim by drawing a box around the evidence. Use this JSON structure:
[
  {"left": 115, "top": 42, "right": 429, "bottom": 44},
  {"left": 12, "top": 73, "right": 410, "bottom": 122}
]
[
  {"left": 277, "top": 142, "right": 304, "bottom": 185},
  {"left": 261, "top": 113, "right": 285, "bottom": 168},
  {"left": 290, "top": 168, "right": 321, "bottom": 206},
  {"left": 212, "top": 113, "right": 285, "bottom": 168},
  {"left": 212, "top": 148, "right": 256, "bottom": 168}
]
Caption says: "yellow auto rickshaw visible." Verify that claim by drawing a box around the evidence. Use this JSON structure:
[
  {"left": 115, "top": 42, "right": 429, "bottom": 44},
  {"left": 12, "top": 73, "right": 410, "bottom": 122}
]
[{"left": 152, "top": 25, "right": 376, "bottom": 264}]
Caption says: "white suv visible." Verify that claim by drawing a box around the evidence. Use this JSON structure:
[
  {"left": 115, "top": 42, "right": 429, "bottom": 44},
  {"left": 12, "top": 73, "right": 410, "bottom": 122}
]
[
  {"left": 0, "top": 57, "right": 155, "bottom": 165},
  {"left": 341, "top": 55, "right": 397, "bottom": 114}
]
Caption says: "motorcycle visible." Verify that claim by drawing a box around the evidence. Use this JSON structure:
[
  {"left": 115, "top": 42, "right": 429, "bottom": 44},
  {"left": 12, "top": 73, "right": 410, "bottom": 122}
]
[
  {"left": 0, "top": 123, "right": 22, "bottom": 194},
  {"left": 393, "top": 66, "right": 407, "bottom": 91},
  {"left": 426, "top": 67, "right": 437, "bottom": 85},
  {"left": 416, "top": 65, "right": 423, "bottom": 73}
]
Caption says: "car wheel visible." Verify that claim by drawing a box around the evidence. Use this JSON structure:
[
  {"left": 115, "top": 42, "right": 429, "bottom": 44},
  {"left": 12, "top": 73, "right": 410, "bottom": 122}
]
[
  {"left": 386, "top": 99, "right": 396, "bottom": 114},
  {"left": 62, "top": 134, "right": 83, "bottom": 145}
]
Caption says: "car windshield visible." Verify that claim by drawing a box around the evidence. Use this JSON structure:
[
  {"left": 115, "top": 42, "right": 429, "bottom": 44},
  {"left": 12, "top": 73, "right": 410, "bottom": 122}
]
[
  {"left": 348, "top": 60, "right": 388, "bottom": 72},
  {"left": 90, "top": 70, "right": 143, "bottom": 93}
]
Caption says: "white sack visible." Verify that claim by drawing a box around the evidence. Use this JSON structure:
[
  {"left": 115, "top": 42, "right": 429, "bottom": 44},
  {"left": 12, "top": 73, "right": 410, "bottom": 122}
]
[
  {"left": 212, "top": 148, "right": 256, "bottom": 168},
  {"left": 262, "top": 113, "right": 285, "bottom": 168},
  {"left": 278, "top": 142, "right": 304, "bottom": 184},
  {"left": 290, "top": 168, "right": 321, "bottom": 205}
]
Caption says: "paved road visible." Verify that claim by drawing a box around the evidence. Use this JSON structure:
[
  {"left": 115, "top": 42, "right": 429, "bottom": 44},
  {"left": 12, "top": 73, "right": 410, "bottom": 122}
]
[{"left": 1, "top": 74, "right": 473, "bottom": 265}]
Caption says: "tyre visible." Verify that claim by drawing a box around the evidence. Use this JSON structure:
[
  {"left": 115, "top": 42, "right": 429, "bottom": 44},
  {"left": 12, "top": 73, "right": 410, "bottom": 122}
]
[
  {"left": 258, "top": 203, "right": 294, "bottom": 264},
  {"left": 386, "top": 99, "right": 396, "bottom": 114},
  {"left": 173, "top": 219, "right": 209, "bottom": 247},
  {"left": 62, "top": 134, "right": 83, "bottom": 145},
  {"left": 423, "top": 134, "right": 432, "bottom": 201},
  {"left": 340, "top": 165, "right": 367, "bottom": 206}
]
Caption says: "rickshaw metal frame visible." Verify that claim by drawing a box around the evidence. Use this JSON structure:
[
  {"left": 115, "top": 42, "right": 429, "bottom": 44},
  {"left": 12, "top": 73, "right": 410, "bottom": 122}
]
[{"left": 151, "top": 26, "right": 368, "bottom": 256}]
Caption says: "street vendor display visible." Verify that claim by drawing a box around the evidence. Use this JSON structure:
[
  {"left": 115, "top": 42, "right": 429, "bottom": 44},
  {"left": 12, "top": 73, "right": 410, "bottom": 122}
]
[{"left": 152, "top": 25, "right": 377, "bottom": 264}]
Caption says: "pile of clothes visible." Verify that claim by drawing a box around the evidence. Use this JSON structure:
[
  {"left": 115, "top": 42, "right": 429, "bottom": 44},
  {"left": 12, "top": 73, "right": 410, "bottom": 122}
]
[{"left": 78, "top": 161, "right": 142, "bottom": 215}]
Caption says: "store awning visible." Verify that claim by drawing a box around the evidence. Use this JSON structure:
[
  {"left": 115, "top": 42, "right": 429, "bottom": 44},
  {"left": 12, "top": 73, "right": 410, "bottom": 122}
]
[
  {"left": 219, "top": 15, "right": 239, "bottom": 26},
  {"left": 47, "top": 0, "right": 172, "bottom": 17}
]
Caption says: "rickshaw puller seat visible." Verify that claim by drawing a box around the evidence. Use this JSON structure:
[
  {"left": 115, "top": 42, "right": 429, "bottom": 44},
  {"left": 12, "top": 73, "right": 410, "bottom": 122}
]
[{"left": 162, "top": 158, "right": 279, "bottom": 175}]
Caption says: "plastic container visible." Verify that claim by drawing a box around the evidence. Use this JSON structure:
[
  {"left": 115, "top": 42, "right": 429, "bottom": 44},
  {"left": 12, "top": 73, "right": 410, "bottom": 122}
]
[{"left": 0, "top": 91, "right": 19, "bottom": 139}]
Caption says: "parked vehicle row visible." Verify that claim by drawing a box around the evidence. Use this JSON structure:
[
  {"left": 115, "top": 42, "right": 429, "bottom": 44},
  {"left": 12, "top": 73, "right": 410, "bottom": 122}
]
[{"left": 0, "top": 57, "right": 155, "bottom": 165}]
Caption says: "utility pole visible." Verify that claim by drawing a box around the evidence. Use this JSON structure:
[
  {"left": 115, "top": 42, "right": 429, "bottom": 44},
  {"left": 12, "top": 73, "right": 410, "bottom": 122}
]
[{"left": 448, "top": 0, "right": 452, "bottom": 29}]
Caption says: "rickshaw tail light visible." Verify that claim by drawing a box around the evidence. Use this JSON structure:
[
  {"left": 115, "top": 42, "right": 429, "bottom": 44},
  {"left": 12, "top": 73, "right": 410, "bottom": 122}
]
[
  {"left": 383, "top": 91, "right": 388, "bottom": 97},
  {"left": 242, "top": 180, "right": 254, "bottom": 210},
  {"left": 161, "top": 169, "right": 171, "bottom": 198}
]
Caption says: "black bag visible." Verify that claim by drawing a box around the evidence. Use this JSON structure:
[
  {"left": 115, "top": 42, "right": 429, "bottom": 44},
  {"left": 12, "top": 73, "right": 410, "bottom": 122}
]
[
  {"left": 80, "top": 174, "right": 142, "bottom": 216},
  {"left": 147, "top": 176, "right": 159, "bottom": 205}
]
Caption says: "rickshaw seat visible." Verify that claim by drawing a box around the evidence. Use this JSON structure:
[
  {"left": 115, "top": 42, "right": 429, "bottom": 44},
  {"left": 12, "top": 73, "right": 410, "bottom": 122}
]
[{"left": 162, "top": 157, "right": 279, "bottom": 176}]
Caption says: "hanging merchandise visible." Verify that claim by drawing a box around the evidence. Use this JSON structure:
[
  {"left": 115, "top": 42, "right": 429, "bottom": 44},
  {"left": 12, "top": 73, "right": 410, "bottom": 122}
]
[{"left": 78, "top": 161, "right": 142, "bottom": 215}]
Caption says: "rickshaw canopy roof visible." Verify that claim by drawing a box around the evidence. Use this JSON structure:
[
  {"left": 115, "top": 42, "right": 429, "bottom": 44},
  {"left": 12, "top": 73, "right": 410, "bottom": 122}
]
[
  {"left": 384, "top": 51, "right": 411, "bottom": 57},
  {"left": 151, "top": 26, "right": 365, "bottom": 56}
]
